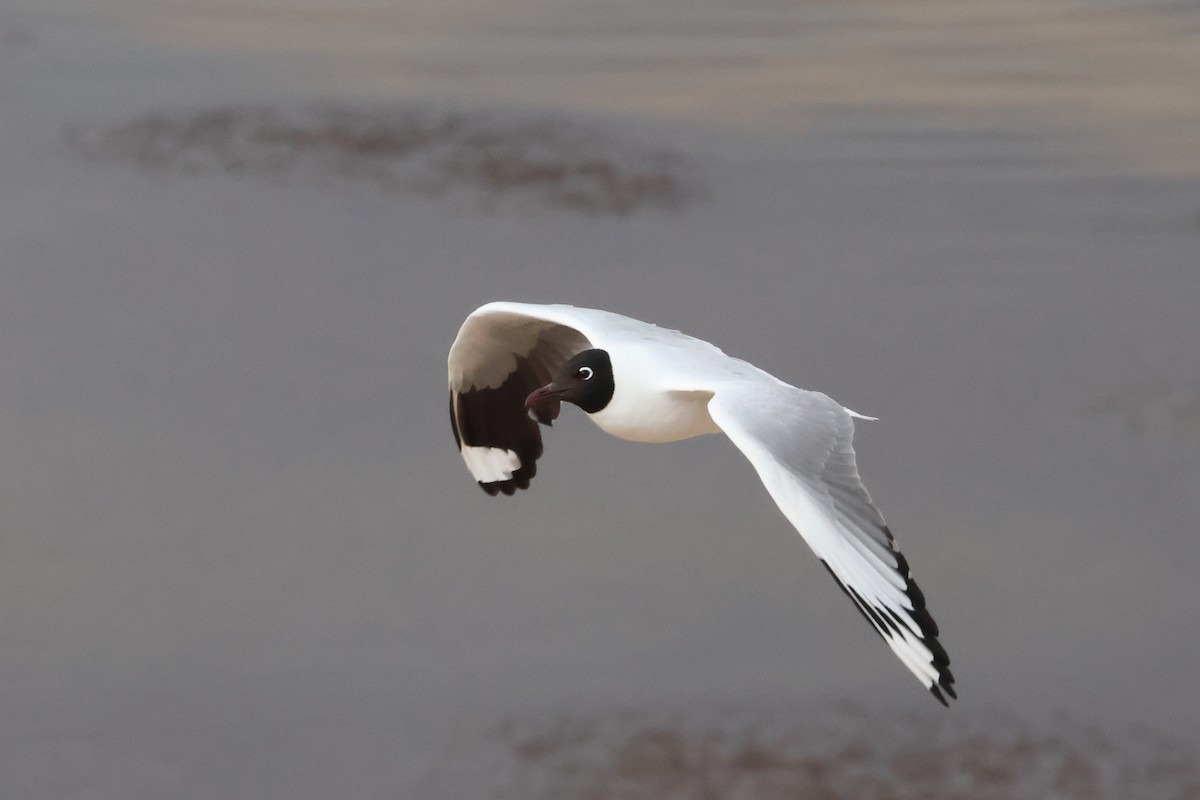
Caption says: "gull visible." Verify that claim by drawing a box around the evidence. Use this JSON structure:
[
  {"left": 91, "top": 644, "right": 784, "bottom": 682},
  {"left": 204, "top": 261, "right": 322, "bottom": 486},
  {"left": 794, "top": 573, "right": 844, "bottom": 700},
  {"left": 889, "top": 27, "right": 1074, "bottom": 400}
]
[{"left": 447, "top": 301, "right": 956, "bottom": 704}]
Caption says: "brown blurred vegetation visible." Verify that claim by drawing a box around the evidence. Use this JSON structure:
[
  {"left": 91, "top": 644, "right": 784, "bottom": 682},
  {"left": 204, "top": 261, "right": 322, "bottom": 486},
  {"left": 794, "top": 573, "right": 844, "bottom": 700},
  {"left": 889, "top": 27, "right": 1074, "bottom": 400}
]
[
  {"left": 420, "top": 705, "right": 1198, "bottom": 799},
  {"left": 68, "top": 105, "right": 698, "bottom": 215}
]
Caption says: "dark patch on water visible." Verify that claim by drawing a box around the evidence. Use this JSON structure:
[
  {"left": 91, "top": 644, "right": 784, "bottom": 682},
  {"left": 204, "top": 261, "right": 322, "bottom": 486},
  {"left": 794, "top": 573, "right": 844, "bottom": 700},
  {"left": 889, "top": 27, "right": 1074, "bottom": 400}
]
[
  {"left": 420, "top": 705, "right": 1199, "bottom": 799},
  {"left": 68, "top": 105, "right": 699, "bottom": 215}
]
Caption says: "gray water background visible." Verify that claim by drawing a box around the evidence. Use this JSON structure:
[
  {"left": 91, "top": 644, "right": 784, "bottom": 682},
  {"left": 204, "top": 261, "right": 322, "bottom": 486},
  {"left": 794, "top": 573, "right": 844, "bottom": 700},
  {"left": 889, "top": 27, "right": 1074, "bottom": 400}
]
[{"left": 2, "top": 0, "right": 1198, "bottom": 795}]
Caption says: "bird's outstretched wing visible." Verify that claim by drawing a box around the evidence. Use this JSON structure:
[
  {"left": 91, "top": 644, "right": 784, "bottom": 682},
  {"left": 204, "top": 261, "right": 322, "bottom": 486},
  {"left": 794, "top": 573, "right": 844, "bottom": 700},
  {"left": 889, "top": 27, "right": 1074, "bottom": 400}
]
[
  {"left": 706, "top": 382, "right": 956, "bottom": 704},
  {"left": 448, "top": 303, "right": 598, "bottom": 495}
]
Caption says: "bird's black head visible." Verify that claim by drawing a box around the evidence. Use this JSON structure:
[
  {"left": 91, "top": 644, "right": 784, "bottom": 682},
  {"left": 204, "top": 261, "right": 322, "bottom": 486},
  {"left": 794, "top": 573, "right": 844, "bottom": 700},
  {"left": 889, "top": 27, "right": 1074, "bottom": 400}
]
[{"left": 524, "top": 348, "right": 615, "bottom": 416}]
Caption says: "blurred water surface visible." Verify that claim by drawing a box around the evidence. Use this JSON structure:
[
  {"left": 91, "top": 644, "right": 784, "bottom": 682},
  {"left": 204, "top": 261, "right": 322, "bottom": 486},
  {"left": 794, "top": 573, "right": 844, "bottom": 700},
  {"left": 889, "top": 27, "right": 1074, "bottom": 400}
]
[{"left": 1, "top": 1, "right": 1198, "bottom": 797}]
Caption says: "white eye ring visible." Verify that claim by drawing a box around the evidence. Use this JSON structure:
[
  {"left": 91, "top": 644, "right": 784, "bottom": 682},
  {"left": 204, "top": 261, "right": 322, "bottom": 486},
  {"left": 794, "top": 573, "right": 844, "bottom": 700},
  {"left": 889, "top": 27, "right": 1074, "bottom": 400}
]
[{"left": 577, "top": 366, "right": 594, "bottom": 380}]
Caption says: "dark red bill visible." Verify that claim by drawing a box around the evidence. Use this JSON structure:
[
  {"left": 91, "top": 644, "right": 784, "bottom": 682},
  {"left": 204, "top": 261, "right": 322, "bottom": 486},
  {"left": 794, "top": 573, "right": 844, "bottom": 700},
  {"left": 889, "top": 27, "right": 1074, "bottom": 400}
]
[{"left": 524, "top": 384, "right": 563, "bottom": 425}]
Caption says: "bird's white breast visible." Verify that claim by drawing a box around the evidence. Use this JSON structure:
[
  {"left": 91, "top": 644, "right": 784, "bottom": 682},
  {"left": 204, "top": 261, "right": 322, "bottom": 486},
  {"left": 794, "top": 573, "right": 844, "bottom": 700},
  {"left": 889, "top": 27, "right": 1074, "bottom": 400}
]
[{"left": 585, "top": 338, "right": 723, "bottom": 443}]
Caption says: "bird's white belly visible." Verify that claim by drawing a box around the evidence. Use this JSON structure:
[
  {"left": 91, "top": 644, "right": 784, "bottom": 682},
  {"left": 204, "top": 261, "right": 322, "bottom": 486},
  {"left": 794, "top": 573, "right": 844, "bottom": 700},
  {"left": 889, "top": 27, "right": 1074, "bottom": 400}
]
[{"left": 587, "top": 389, "right": 720, "bottom": 443}]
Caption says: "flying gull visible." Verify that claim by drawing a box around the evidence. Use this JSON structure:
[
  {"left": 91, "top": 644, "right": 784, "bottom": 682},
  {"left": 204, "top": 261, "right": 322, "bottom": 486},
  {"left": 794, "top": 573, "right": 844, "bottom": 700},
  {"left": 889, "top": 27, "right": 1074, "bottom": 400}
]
[{"left": 447, "top": 301, "right": 956, "bottom": 704}]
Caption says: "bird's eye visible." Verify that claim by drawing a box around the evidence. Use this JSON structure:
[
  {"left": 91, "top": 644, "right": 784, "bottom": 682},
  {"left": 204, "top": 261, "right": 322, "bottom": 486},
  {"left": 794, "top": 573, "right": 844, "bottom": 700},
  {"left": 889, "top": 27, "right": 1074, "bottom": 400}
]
[{"left": 577, "top": 366, "right": 594, "bottom": 381}]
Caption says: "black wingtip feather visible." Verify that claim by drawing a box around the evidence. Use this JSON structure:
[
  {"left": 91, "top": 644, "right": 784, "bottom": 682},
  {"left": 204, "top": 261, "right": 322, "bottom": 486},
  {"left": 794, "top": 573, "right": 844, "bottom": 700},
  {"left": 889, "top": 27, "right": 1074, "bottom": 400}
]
[
  {"left": 478, "top": 464, "right": 534, "bottom": 497},
  {"left": 452, "top": 353, "right": 550, "bottom": 496},
  {"left": 820, "top": 557, "right": 957, "bottom": 706}
]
